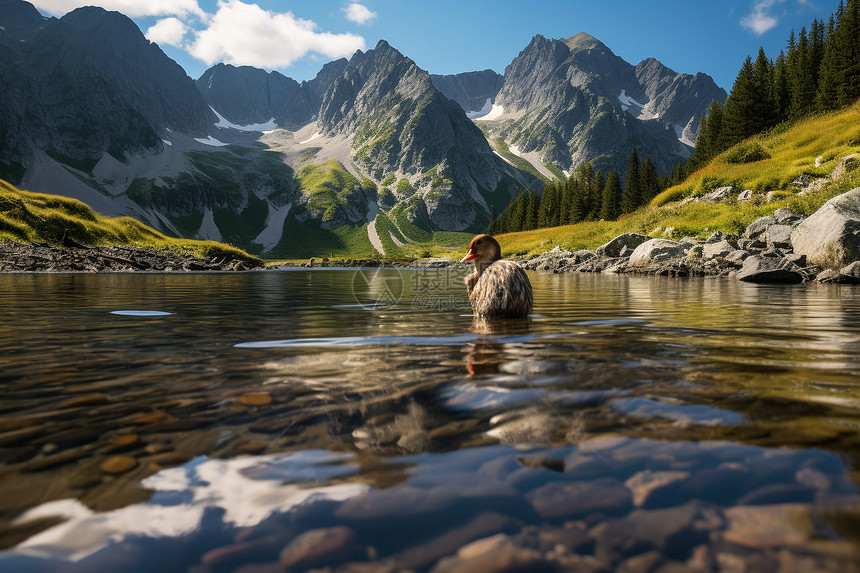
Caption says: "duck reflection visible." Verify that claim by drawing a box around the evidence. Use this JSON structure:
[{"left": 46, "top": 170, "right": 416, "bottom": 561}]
[{"left": 465, "top": 317, "right": 532, "bottom": 376}]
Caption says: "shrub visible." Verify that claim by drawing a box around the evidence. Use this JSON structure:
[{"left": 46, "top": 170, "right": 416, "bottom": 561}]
[{"left": 725, "top": 143, "right": 771, "bottom": 164}]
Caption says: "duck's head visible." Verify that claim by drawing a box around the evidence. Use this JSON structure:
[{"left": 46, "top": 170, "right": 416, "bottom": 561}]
[{"left": 461, "top": 234, "right": 502, "bottom": 265}]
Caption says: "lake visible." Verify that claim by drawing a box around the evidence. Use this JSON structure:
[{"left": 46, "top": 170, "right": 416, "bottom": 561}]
[{"left": 0, "top": 269, "right": 859, "bottom": 572}]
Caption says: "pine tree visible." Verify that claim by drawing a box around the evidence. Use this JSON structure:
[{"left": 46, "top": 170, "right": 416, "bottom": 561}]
[
  {"left": 600, "top": 169, "right": 622, "bottom": 221},
  {"left": 570, "top": 161, "right": 594, "bottom": 223},
  {"left": 790, "top": 27, "right": 817, "bottom": 119},
  {"left": 689, "top": 99, "right": 724, "bottom": 168},
  {"left": 508, "top": 191, "right": 528, "bottom": 232},
  {"left": 622, "top": 149, "right": 641, "bottom": 213},
  {"left": 721, "top": 57, "right": 758, "bottom": 148},
  {"left": 752, "top": 47, "right": 776, "bottom": 130},
  {"left": 773, "top": 51, "right": 791, "bottom": 119},
  {"left": 487, "top": 205, "right": 497, "bottom": 235},
  {"left": 639, "top": 157, "right": 660, "bottom": 204},
  {"left": 591, "top": 170, "right": 606, "bottom": 220},
  {"left": 836, "top": 0, "right": 860, "bottom": 107},
  {"left": 525, "top": 190, "right": 539, "bottom": 230},
  {"left": 560, "top": 174, "right": 575, "bottom": 224},
  {"left": 817, "top": 15, "right": 840, "bottom": 111}
]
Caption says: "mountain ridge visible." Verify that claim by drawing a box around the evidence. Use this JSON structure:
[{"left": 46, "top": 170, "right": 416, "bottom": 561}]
[{"left": 1, "top": 0, "right": 725, "bottom": 257}]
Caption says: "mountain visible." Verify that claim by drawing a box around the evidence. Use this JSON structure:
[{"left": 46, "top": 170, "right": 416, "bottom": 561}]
[
  {"left": 482, "top": 33, "right": 726, "bottom": 178},
  {"left": 196, "top": 63, "right": 319, "bottom": 130},
  {"left": 315, "top": 40, "right": 535, "bottom": 231},
  {"left": 0, "top": 0, "right": 212, "bottom": 180},
  {"left": 431, "top": 69, "right": 504, "bottom": 115},
  {"left": 0, "top": 0, "right": 726, "bottom": 258}
]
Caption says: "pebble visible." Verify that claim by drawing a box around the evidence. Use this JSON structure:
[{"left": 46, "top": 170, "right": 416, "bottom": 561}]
[
  {"left": 54, "top": 393, "right": 109, "bottom": 409},
  {"left": 528, "top": 478, "right": 633, "bottom": 520},
  {"left": 723, "top": 504, "right": 812, "bottom": 548},
  {"left": 279, "top": 526, "right": 358, "bottom": 569},
  {"left": 625, "top": 470, "right": 691, "bottom": 507},
  {"left": 795, "top": 467, "right": 832, "bottom": 490},
  {"left": 430, "top": 534, "right": 549, "bottom": 573},
  {"left": 109, "top": 434, "right": 140, "bottom": 449},
  {"left": 99, "top": 455, "right": 138, "bottom": 474},
  {"left": 394, "top": 512, "right": 520, "bottom": 570},
  {"left": 237, "top": 393, "right": 272, "bottom": 406},
  {"left": 238, "top": 442, "right": 267, "bottom": 455},
  {"left": 617, "top": 550, "right": 664, "bottom": 573},
  {"left": 132, "top": 412, "right": 177, "bottom": 425}
]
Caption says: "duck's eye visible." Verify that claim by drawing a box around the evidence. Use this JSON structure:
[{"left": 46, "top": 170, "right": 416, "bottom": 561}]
[{"left": 476, "top": 239, "right": 482, "bottom": 245}]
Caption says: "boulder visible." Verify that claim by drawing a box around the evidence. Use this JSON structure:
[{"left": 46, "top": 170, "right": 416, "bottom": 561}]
[
  {"left": 702, "top": 186, "right": 733, "bottom": 203},
  {"left": 841, "top": 261, "right": 860, "bottom": 279},
  {"left": 790, "top": 187, "right": 860, "bottom": 268},
  {"left": 572, "top": 249, "right": 596, "bottom": 262},
  {"left": 628, "top": 239, "right": 687, "bottom": 267},
  {"left": 702, "top": 240, "right": 734, "bottom": 260},
  {"left": 817, "top": 262, "right": 860, "bottom": 284},
  {"left": 737, "top": 189, "right": 753, "bottom": 202},
  {"left": 831, "top": 154, "right": 857, "bottom": 181},
  {"left": 705, "top": 231, "right": 724, "bottom": 243},
  {"left": 744, "top": 216, "right": 775, "bottom": 239},
  {"left": 737, "top": 255, "right": 804, "bottom": 284},
  {"left": 595, "top": 233, "right": 650, "bottom": 258},
  {"left": 791, "top": 174, "right": 810, "bottom": 188},
  {"left": 773, "top": 208, "right": 801, "bottom": 225},
  {"left": 765, "top": 224, "right": 794, "bottom": 247},
  {"left": 725, "top": 250, "right": 751, "bottom": 264}
]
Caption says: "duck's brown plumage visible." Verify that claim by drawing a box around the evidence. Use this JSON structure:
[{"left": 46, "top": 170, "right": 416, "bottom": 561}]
[{"left": 462, "top": 234, "right": 533, "bottom": 318}]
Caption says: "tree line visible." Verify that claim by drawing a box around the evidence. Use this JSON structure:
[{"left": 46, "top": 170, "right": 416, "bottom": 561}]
[
  {"left": 488, "top": 149, "right": 666, "bottom": 234},
  {"left": 689, "top": 0, "right": 860, "bottom": 170}
]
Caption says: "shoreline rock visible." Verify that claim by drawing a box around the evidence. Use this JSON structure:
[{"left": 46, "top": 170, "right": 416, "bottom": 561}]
[
  {"left": 0, "top": 241, "right": 264, "bottom": 273},
  {"left": 518, "top": 187, "right": 860, "bottom": 285}
]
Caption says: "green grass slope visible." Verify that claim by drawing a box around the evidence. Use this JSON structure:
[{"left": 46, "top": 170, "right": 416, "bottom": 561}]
[
  {"left": 0, "top": 179, "right": 261, "bottom": 264},
  {"left": 497, "top": 102, "right": 860, "bottom": 256}
]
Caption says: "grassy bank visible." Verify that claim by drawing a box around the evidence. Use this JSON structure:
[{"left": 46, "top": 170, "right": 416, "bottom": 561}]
[
  {"left": 0, "top": 180, "right": 262, "bottom": 264},
  {"left": 497, "top": 102, "right": 860, "bottom": 257}
]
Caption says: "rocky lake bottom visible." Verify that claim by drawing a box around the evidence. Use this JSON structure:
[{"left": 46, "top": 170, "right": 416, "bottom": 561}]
[{"left": 0, "top": 270, "right": 859, "bottom": 572}]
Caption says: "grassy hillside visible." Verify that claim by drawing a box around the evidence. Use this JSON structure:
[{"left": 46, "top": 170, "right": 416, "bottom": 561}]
[
  {"left": 498, "top": 102, "right": 860, "bottom": 256},
  {"left": 0, "top": 179, "right": 261, "bottom": 264}
]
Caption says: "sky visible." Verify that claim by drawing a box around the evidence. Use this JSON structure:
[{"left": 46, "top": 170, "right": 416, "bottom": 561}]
[{"left": 29, "top": 0, "right": 839, "bottom": 91}]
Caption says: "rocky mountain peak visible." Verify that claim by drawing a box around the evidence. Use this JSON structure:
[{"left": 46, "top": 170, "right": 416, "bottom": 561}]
[{"left": 0, "top": 0, "right": 47, "bottom": 39}]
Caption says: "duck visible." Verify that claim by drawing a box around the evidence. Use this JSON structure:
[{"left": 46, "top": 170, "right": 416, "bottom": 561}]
[{"left": 461, "top": 234, "right": 533, "bottom": 318}]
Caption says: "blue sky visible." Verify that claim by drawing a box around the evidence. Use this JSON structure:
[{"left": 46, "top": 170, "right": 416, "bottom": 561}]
[{"left": 31, "top": 1, "right": 837, "bottom": 90}]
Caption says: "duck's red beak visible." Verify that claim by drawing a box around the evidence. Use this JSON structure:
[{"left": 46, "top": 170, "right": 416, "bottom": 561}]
[{"left": 460, "top": 249, "right": 477, "bottom": 263}]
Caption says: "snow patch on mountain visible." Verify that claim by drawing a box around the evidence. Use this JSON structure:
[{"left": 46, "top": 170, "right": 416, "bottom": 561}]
[
  {"left": 466, "top": 98, "right": 493, "bottom": 119},
  {"left": 197, "top": 208, "right": 223, "bottom": 242},
  {"left": 366, "top": 200, "right": 384, "bottom": 256},
  {"left": 299, "top": 132, "right": 321, "bottom": 144},
  {"left": 618, "top": 90, "right": 644, "bottom": 108},
  {"left": 195, "top": 136, "right": 229, "bottom": 147},
  {"left": 210, "top": 107, "right": 278, "bottom": 132},
  {"left": 473, "top": 103, "right": 504, "bottom": 121},
  {"left": 253, "top": 202, "right": 292, "bottom": 253},
  {"left": 619, "top": 90, "right": 660, "bottom": 120}
]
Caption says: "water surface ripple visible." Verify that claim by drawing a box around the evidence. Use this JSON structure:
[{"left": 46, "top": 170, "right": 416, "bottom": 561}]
[{"left": 0, "top": 270, "right": 859, "bottom": 572}]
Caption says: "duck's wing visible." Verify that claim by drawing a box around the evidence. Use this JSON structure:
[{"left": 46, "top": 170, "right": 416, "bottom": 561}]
[{"left": 471, "top": 260, "right": 533, "bottom": 318}]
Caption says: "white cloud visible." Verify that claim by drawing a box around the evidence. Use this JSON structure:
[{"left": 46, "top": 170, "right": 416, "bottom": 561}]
[
  {"left": 30, "top": 0, "right": 205, "bottom": 19},
  {"left": 188, "top": 0, "right": 365, "bottom": 68},
  {"left": 146, "top": 18, "right": 190, "bottom": 48},
  {"left": 741, "top": 0, "right": 780, "bottom": 35},
  {"left": 343, "top": 3, "right": 377, "bottom": 25}
]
